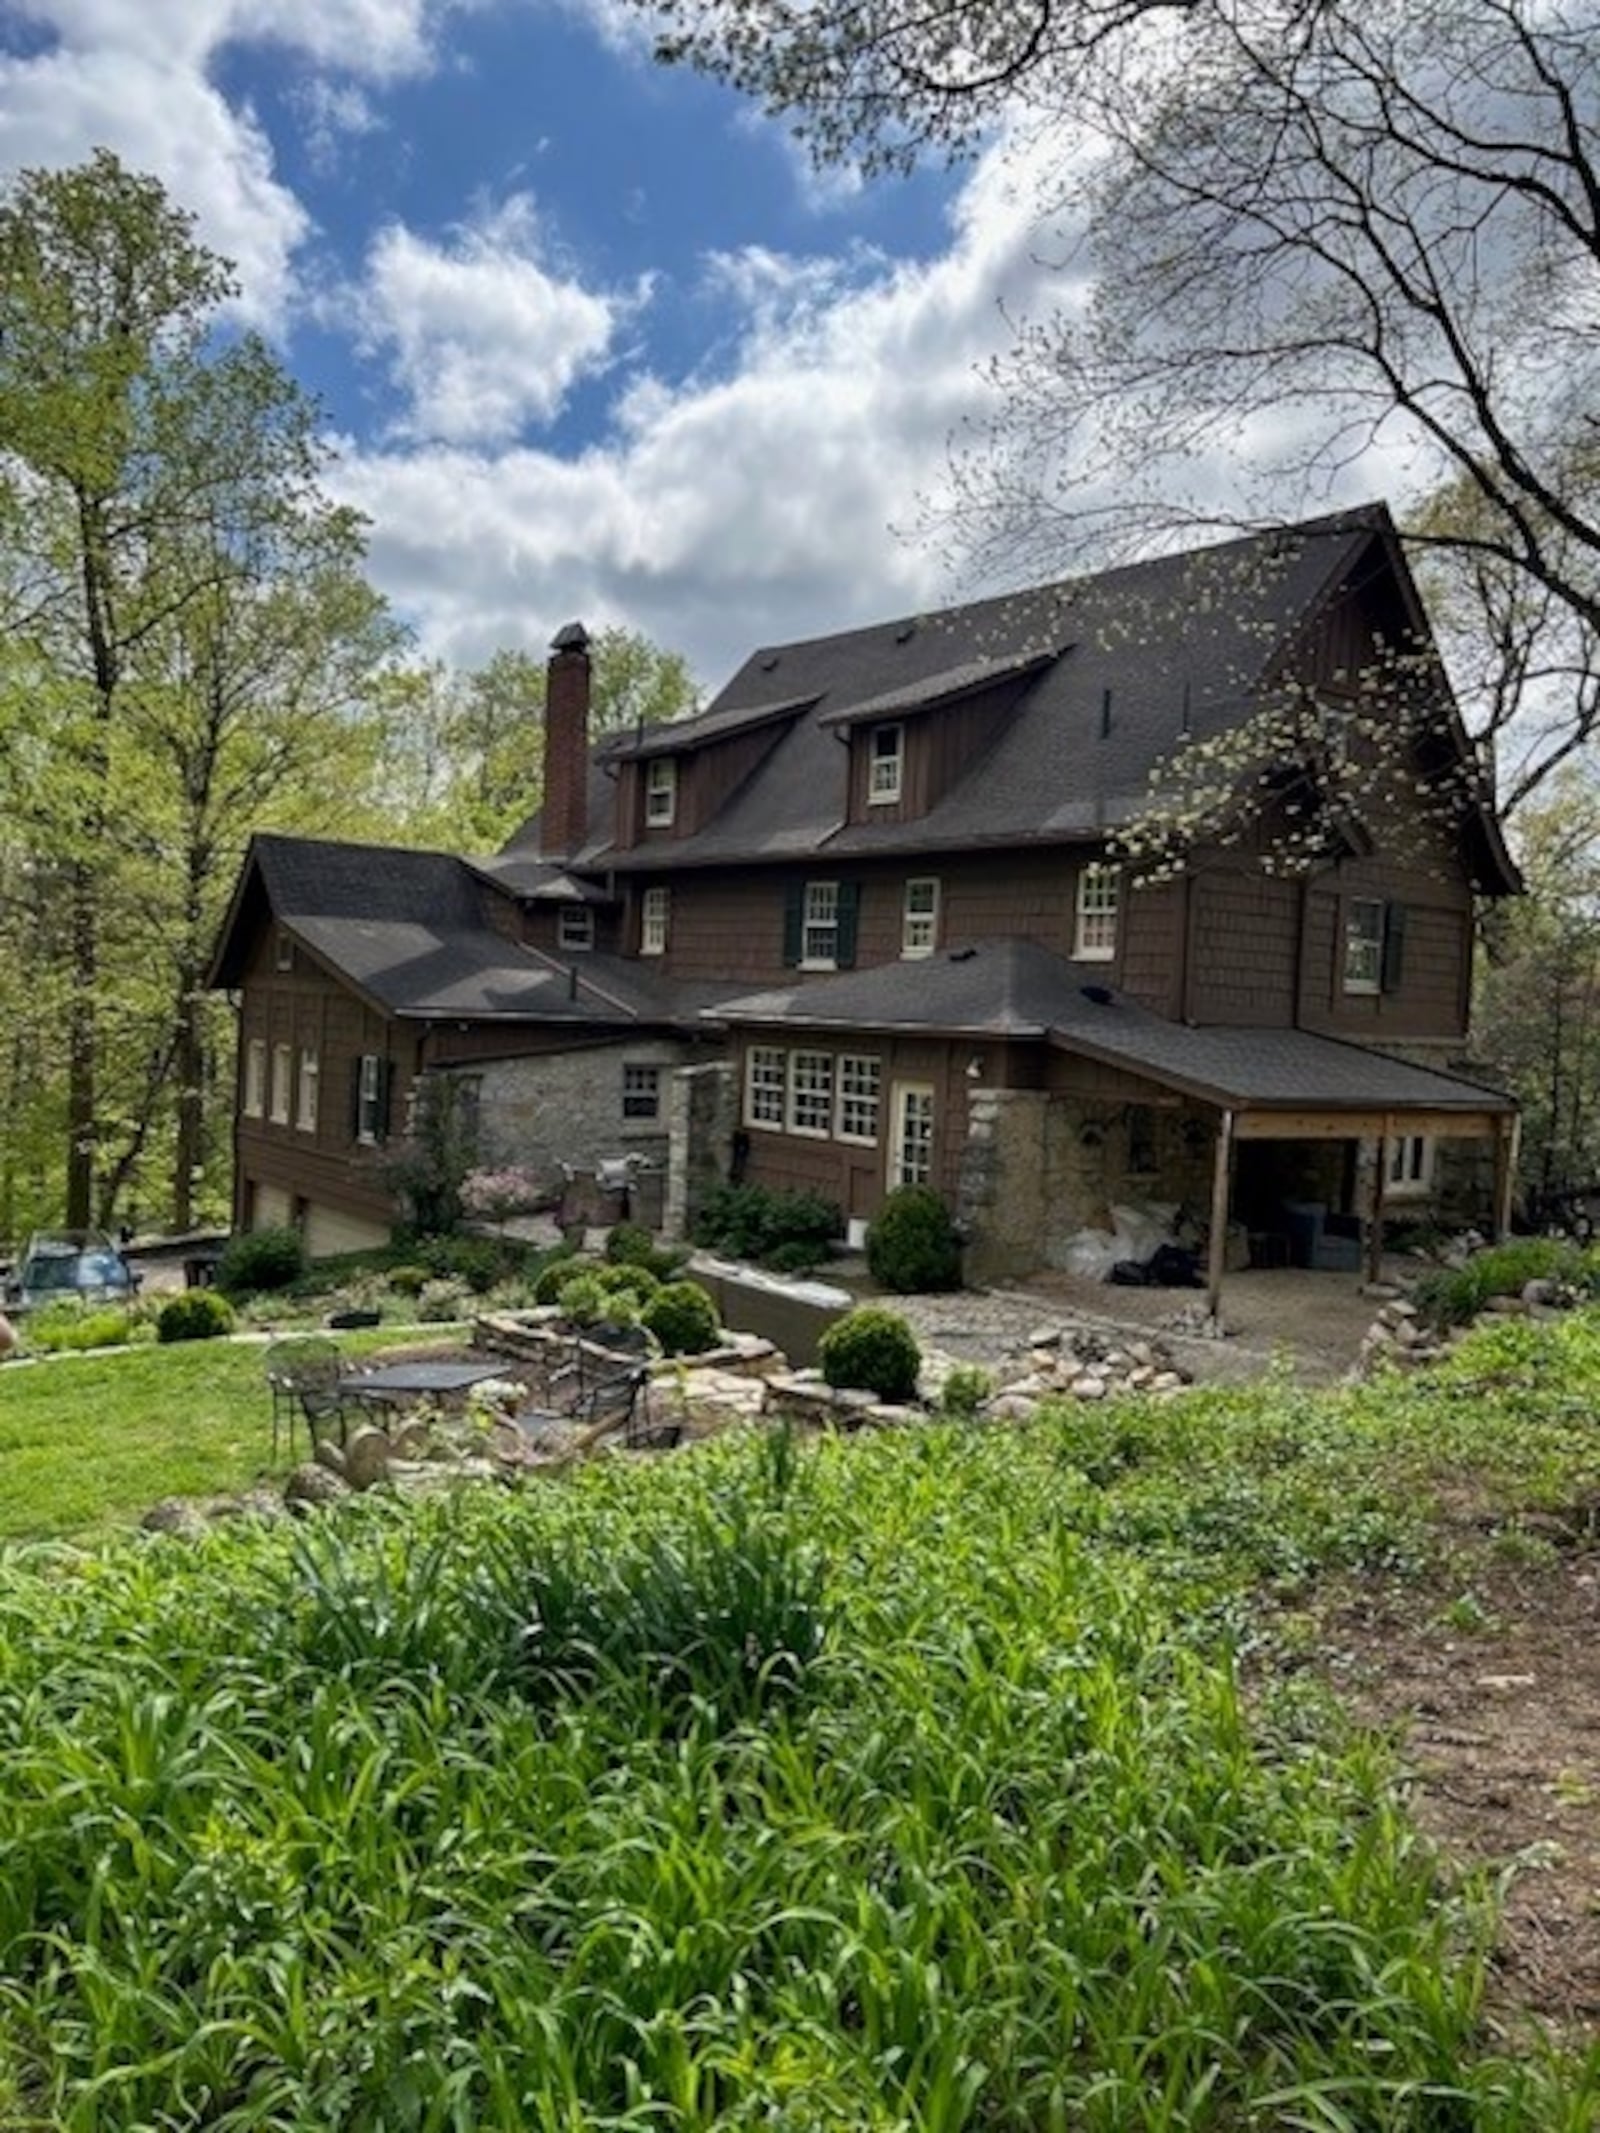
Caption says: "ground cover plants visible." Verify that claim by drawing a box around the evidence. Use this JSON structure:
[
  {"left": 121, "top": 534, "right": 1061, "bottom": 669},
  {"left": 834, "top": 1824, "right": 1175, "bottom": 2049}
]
[{"left": 5, "top": 1312, "right": 1600, "bottom": 2126}]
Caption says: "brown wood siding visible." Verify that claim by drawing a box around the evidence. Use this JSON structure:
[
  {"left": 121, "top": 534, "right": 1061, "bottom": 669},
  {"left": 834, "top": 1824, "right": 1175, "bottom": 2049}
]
[
  {"left": 1120, "top": 878, "right": 1184, "bottom": 1017},
  {"left": 1298, "top": 855, "right": 1473, "bottom": 1041},
  {"left": 519, "top": 905, "right": 622, "bottom": 959},
  {"left": 844, "top": 678, "right": 1032, "bottom": 825},
  {"left": 234, "top": 922, "right": 420, "bottom": 1227},
  {"left": 1186, "top": 869, "right": 1301, "bottom": 1025}
]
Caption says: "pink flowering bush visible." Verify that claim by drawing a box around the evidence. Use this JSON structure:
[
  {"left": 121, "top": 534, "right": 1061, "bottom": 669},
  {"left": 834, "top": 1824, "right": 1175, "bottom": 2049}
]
[{"left": 460, "top": 1167, "right": 546, "bottom": 1226}]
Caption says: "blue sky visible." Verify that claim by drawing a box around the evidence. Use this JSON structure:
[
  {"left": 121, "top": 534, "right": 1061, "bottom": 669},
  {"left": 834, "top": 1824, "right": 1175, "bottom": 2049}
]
[{"left": 1, "top": 0, "right": 1092, "bottom": 687}]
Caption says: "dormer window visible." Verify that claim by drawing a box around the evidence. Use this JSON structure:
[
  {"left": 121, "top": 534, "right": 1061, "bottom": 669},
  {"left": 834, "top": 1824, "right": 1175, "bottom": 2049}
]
[
  {"left": 1075, "top": 863, "right": 1119, "bottom": 960},
  {"left": 645, "top": 757, "right": 677, "bottom": 827},
  {"left": 557, "top": 904, "right": 595, "bottom": 952},
  {"left": 868, "top": 724, "right": 904, "bottom": 805}
]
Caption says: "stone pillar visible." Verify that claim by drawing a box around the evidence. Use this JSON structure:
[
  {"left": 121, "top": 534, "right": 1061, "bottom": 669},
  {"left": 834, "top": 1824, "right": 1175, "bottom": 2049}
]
[
  {"left": 665, "top": 1061, "right": 737, "bottom": 1240},
  {"left": 959, "top": 1087, "right": 1050, "bottom": 1285}
]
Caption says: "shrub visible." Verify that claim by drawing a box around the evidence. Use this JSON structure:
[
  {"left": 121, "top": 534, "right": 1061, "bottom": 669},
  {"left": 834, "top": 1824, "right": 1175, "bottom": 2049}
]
[
  {"left": 866, "top": 1186, "right": 962, "bottom": 1294},
  {"left": 215, "top": 1226, "right": 306, "bottom": 1297},
  {"left": 416, "top": 1278, "right": 471, "bottom": 1323},
  {"left": 555, "top": 1272, "right": 610, "bottom": 1328},
  {"left": 606, "top": 1222, "right": 657, "bottom": 1267},
  {"left": 156, "top": 1291, "right": 236, "bottom": 1344},
  {"left": 418, "top": 1235, "right": 505, "bottom": 1295},
  {"left": 532, "top": 1248, "right": 588, "bottom": 1305},
  {"left": 459, "top": 1166, "right": 545, "bottom": 1226},
  {"left": 939, "top": 1364, "right": 993, "bottom": 1419},
  {"left": 595, "top": 1262, "right": 662, "bottom": 1305},
  {"left": 692, "top": 1183, "right": 841, "bottom": 1269},
  {"left": 386, "top": 1263, "right": 431, "bottom": 1298},
  {"left": 818, "top": 1306, "right": 922, "bottom": 1402},
  {"left": 1412, "top": 1237, "right": 1596, "bottom": 1328},
  {"left": 642, "top": 1279, "right": 721, "bottom": 1356},
  {"left": 24, "top": 1303, "right": 137, "bottom": 1354}
]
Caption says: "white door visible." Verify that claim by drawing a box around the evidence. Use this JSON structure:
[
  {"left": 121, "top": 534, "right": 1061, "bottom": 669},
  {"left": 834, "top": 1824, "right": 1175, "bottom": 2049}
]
[{"left": 889, "top": 1082, "right": 935, "bottom": 1191}]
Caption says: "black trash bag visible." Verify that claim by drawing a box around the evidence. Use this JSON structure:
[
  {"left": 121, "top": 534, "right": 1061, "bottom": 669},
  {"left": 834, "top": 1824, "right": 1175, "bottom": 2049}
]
[
  {"left": 1108, "top": 1259, "right": 1152, "bottom": 1286},
  {"left": 1147, "top": 1243, "right": 1203, "bottom": 1288}
]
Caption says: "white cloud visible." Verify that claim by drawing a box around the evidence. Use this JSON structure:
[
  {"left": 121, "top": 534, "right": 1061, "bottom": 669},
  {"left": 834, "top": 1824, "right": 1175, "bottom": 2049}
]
[
  {"left": 292, "top": 77, "right": 384, "bottom": 176},
  {"left": 355, "top": 194, "right": 642, "bottom": 444}
]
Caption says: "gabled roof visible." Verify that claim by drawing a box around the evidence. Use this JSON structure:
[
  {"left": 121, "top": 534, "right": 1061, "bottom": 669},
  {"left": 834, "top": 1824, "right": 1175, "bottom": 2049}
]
[
  {"left": 541, "top": 505, "right": 1510, "bottom": 887},
  {"left": 709, "top": 939, "right": 1515, "bottom": 1115}
]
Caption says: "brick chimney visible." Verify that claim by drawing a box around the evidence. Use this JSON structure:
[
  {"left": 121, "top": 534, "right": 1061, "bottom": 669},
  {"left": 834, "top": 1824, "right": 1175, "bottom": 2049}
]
[{"left": 543, "top": 621, "right": 591, "bottom": 858}]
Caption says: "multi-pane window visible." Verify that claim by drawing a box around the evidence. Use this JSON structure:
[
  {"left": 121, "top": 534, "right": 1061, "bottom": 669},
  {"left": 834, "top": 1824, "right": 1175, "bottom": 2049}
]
[
  {"left": 356, "top": 1053, "right": 384, "bottom": 1143},
  {"left": 801, "top": 881, "right": 839, "bottom": 966},
  {"left": 1074, "top": 863, "right": 1119, "bottom": 960},
  {"left": 645, "top": 757, "right": 677, "bottom": 827},
  {"left": 269, "top": 1043, "right": 292, "bottom": 1124},
  {"left": 892, "top": 1084, "right": 935, "bottom": 1188},
  {"left": 868, "top": 724, "right": 903, "bottom": 804},
  {"left": 902, "top": 877, "right": 939, "bottom": 957},
  {"left": 836, "top": 1055, "right": 882, "bottom": 1144},
  {"left": 296, "top": 1048, "right": 319, "bottom": 1133},
  {"left": 274, "top": 929, "right": 294, "bottom": 972},
  {"left": 1343, "top": 899, "right": 1385, "bottom": 993},
  {"left": 622, "top": 1063, "right": 661, "bottom": 1120},
  {"left": 746, "top": 1047, "right": 787, "bottom": 1128},
  {"left": 788, "top": 1050, "right": 834, "bottom": 1137},
  {"left": 243, "top": 1038, "right": 267, "bottom": 1118},
  {"left": 557, "top": 903, "right": 594, "bottom": 951},
  {"left": 641, "top": 886, "right": 670, "bottom": 955},
  {"left": 1386, "top": 1134, "right": 1434, "bottom": 1197}
]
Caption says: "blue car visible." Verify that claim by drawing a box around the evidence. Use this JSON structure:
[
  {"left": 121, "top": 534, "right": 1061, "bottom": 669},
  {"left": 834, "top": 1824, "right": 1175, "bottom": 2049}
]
[{"left": 4, "top": 1232, "right": 141, "bottom": 1312}]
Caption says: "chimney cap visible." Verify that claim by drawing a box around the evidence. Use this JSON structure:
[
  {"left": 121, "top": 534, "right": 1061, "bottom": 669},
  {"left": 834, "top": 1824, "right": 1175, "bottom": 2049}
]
[{"left": 551, "top": 621, "right": 590, "bottom": 654}]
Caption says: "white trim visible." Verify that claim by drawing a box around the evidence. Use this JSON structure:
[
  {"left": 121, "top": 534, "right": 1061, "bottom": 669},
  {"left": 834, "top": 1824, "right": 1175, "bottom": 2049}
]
[
  {"left": 645, "top": 757, "right": 677, "bottom": 827},
  {"left": 356, "top": 1052, "right": 383, "bottom": 1144},
  {"left": 868, "top": 723, "right": 903, "bottom": 805},
  {"left": 295, "top": 1047, "right": 319, "bottom": 1134},
  {"left": 800, "top": 879, "right": 839, "bottom": 969},
  {"left": 1385, "top": 1133, "right": 1435, "bottom": 1198},
  {"left": 269, "top": 1042, "right": 292, "bottom": 1125},
  {"left": 640, "top": 885, "right": 670, "bottom": 955},
  {"left": 557, "top": 904, "right": 594, "bottom": 951},
  {"left": 902, "top": 876, "right": 940, "bottom": 958},
  {"left": 745, "top": 1045, "right": 786, "bottom": 1128},
  {"left": 243, "top": 1038, "right": 266, "bottom": 1119},
  {"left": 889, "top": 1081, "right": 934, "bottom": 1189},
  {"left": 787, "top": 1049, "right": 834, "bottom": 1138},
  {"left": 1074, "top": 864, "right": 1118, "bottom": 961},
  {"left": 835, "top": 1053, "right": 882, "bottom": 1145},
  {"left": 1344, "top": 897, "right": 1384, "bottom": 994}
]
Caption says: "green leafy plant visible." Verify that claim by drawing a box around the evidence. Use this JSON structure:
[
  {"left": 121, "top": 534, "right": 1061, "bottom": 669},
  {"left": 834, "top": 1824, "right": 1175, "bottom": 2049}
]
[
  {"left": 555, "top": 1271, "right": 610, "bottom": 1328},
  {"left": 21, "top": 1302, "right": 139, "bottom": 1354},
  {"left": 1411, "top": 1238, "right": 1596, "bottom": 1327},
  {"left": 866, "top": 1185, "right": 962, "bottom": 1293},
  {"left": 692, "top": 1182, "right": 841, "bottom": 1270},
  {"left": 155, "top": 1290, "right": 236, "bottom": 1343},
  {"left": 214, "top": 1226, "right": 306, "bottom": 1296},
  {"left": 939, "top": 1363, "right": 993, "bottom": 1419},
  {"left": 642, "top": 1278, "right": 721, "bottom": 1355},
  {"left": 532, "top": 1247, "right": 589, "bottom": 1304},
  {"left": 818, "top": 1306, "right": 922, "bottom": 1401},
  {"left": 385, "top": 1263, "right": 431, "bottom": 1298},
  {"left": 594, "top": 1261, "right": 662, "bottom": 1306},
  {"left": 416, "top": 1277, "right": 471, "bottom": 1323}
]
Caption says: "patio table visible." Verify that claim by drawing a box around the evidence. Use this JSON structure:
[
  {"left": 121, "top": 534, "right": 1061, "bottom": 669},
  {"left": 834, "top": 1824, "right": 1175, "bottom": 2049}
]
[{"left": 344, "top": 1359, "right": 508, "bottom": 1412}]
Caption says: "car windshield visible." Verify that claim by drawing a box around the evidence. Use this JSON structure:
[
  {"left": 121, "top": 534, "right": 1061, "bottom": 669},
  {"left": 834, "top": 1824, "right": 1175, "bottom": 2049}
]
[{"left": 23, "top": 1240, "right": 130, "bottom": 1293}]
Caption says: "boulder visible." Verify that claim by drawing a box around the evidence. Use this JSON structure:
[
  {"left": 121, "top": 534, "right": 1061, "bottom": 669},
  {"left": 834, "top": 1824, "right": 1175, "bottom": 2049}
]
[
  {"left": 341, "top": 1425, "right": 392, "bottom": 1491},
  {"left": 284, "top": 1463, "right": 351, "bottom": 1514}
]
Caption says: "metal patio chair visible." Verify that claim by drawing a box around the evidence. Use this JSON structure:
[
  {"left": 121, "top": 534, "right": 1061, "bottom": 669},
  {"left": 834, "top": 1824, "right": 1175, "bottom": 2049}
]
[{"left": 265, "top": 1336, "right": 362, "bottom": 1459}]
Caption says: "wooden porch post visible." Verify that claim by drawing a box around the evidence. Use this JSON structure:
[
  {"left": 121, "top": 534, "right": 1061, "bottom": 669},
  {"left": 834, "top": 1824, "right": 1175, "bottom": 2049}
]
[
  {"left": 1493, "top": 1114, "right": 1521, "bottom": 1241},
  {"left": 1206, "top": 1108, "right": 1235, "bottom": 1320},
  {"left": 1365, "top": 1134, "right": 1388, "bottom": 1287}
]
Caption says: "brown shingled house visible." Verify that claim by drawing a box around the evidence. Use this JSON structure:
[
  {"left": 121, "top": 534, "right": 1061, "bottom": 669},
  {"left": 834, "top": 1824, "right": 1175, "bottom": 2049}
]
[{"left": 211, "top": 504, "right": 1519, "bottom": 1294}]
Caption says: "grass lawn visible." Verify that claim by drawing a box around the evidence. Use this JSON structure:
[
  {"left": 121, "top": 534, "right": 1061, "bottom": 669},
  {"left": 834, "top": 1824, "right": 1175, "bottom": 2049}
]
[{"left": 0, "top": 1327, "right": 462, "bottom": 1544}]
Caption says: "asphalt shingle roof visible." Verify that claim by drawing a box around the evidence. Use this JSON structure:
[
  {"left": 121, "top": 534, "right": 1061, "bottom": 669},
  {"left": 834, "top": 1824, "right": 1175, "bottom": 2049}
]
[{"left": 710, "top": 939, "right": 1513, "bottom": 1115}]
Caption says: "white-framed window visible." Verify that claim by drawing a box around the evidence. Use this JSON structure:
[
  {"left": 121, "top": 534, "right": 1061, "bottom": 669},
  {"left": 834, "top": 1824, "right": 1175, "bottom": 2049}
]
[
  {"left": 622, "top": 1063, "right": 660, "bottom": 1120},
  {"left": 1074, "top": 863, "right": 1119, "bottom": 961},
  {"left": 802, "top": 881, "right": 839, "bottom": 967},
  {"left": 356, "top": 1053, "right": 384, "bottom": 1144},
  {"left": 788, "top": 1050, "right": 834, "bottom": 1137},
  {"left": 269, "top": 1043, "right": 292, "bottom": 1124},
  {"left": 243, "top": 1038, "right": 266, "bottom": 1119},
  {"left": 645, "top": 757, "right": 677, "bottom": 827},
  {"left": 274, "top": 929, "right": 294, "bottom": 972},
  {"left": 641, "top": 886, "right": 670, "bottom": 955},
  {"left": 890, "top": 1082, "right": 935, "bottom": 1189},
  {"left": 557, "top": 904, "right": 595, "bottom": 951},
  {"left": 1385, "top": 1134, "right": 1434, "bottom": 1199},
  {"left": 868, "top": 723, "right": 904, "bottom": 805},
  {"left": 296, "top": 1047, "right": 319, "bottom": 1134},
  {"left": 836, "top": 1054, "right": 882, "bottom": 1144},
  {"left": 1343, "top": 898, "right": 1385, "bottom": 994},
  {"left": 902, "top": 877, "right": 940, "bottom": 958},
  {"left": 745, "top": 1046, "right": 787, "bottom": 1128}
]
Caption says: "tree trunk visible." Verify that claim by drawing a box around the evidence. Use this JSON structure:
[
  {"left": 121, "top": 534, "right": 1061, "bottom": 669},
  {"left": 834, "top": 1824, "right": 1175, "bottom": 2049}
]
[{"left": 65, "top": 859, "right": 97, "bottom": 1230}]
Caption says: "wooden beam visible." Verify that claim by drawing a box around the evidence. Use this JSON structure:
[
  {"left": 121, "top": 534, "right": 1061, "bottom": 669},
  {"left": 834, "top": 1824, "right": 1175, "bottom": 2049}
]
[
  {"left": 1206, "top": 1107, "right": 1235, "bottom": 1320},
  {"left": 1366, "top": 1134, "right": 1388, "bottom": 1286},
  {"left": 1493, "top": 1114, "right": 1521, "bottom": 1241},
  {"left": 1232, "top": 1107, "right": 1511, "bottom": 1144}
]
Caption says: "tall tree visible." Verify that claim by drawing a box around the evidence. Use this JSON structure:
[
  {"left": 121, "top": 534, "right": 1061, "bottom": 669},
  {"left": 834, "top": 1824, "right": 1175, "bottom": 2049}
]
[
  {"left": 644, "top": 0, "right": 1600, "bottom": 812},
  {"left": 0, "top": 151, "right": 398, "bottom": 1230}
]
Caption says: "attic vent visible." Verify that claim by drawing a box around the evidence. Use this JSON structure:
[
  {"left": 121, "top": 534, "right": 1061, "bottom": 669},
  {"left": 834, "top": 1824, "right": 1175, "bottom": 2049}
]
[
  {"left": 1080, "top": 983, "right": 1114, "bottom": 1006},
  {"left": 948, "top": 946, "right": 977, "bottom": 962},
  {"left": 895, "top": 622, "right": 916, "bottom": 644},
  {"left": 759, "top": 652, "right": 780, "bottom": 672}
]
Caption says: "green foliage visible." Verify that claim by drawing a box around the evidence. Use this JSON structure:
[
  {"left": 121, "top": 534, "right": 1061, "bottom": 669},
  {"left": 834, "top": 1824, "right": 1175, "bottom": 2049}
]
[
  {"left": 605, "top": 1222, "right": 686, "bottom": 1279},
  {"left": 554, "top": 1271, "right": 610, "bottom": 1328},
  {"left": 155, "top": 1290, "right": 236, "bottom": 1343},
  {"left": 1412, "top": 1238, "right": 1597, "bottom": 1328},
  {"left": 938, "top": 1363, "right": 993, "bottom": 1418},
  {"left": 692, "top": 1182, "right": 841, "bottom": 1269},
  {"left": 416, "top": 1233, "right": 505, "bottom": 1295},
  {"left": 215, "top": 1226, "right": 306, "bottom": 1296},
  {"left": 866, "top": 1183, "right": 963, "bottom": 1293},
  {"left": 594, "top": 1261, "right": 662, "bottom": 1305},
  {"left": 642, "top": 1278, "right": 721, "bottom": 1355},
  {"left": 819, "top": 1305, "right": 922, "bottom": 1401},
  {"left": 21, "top": 1302, "right": 139, "bottom": 1354},
  {"left": 532, "top": 1247, "right": 589, "bottom": 1305},
  {"left": 383, "top": 1073, "right": 478, "bottom": 1238},
  {"left": 415, "top": 1278, "right": 471, "bottom": 1323},
  {"left": 385, "top": 1263, "right": 431, "bottom": 1298}
]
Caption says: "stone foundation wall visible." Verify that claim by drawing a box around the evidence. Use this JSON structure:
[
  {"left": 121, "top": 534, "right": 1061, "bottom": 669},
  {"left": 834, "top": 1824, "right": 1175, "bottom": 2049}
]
[
  {"left": 472, "top": 1040, "right": 689, "bottom": 1214},
  {"left": 666, "top": 1060, "right": 738, "bottom": 1241}
]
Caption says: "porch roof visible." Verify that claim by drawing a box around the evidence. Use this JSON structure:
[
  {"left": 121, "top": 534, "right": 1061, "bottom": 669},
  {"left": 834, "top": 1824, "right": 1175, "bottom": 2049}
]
[{"left": 708, "top": 938, "right": 1513, "bottom": 1123}]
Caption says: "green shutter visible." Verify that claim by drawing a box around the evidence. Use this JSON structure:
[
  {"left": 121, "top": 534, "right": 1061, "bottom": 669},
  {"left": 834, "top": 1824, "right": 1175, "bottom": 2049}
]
[
  {"left": 836, "top": 881, "right": 860, "bottom": 969},
  {"left": 377, "top": 1058, "right": 394, "bottom": 1143},
  {"left": 350, "top": 1057, "right": 365, "bottom": 1142},
  {"left": 1381, "top": 903, "right": 1407, "bottom": 993},
  {"left": 782, "top": 881, "right": 804, "bottom": 967}
]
